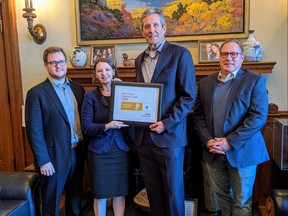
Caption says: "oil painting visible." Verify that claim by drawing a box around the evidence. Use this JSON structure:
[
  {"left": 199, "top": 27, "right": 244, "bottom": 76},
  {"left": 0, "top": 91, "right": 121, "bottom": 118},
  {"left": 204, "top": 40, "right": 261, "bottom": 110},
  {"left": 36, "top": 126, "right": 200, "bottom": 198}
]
[{"left": 76, "top": 0, "right": 249, "bottom": 45}]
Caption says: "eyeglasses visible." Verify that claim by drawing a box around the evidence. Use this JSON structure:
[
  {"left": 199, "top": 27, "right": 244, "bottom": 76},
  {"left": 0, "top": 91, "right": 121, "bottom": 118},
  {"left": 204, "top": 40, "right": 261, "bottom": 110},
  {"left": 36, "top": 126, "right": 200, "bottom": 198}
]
[
  {"left": 46, "top": 60, "right": 67, "bottom": 66},
  {"left": 220, "top": 52, "right": 242, "bottom": 59}
]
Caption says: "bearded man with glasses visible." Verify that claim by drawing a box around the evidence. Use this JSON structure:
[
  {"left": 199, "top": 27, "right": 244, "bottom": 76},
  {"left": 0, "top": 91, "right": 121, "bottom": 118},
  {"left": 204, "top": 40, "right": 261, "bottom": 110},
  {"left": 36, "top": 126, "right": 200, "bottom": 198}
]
[
  {"left": 25, "top": 46, "right": 85, "bottom": 215},
  {"left": 192, "top": 39, "right": 269, "bottom": 216}
]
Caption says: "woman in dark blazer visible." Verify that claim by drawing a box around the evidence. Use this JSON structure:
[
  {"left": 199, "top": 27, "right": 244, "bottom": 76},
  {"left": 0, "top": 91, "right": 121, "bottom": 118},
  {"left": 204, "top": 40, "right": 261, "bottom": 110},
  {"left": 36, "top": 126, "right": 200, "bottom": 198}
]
[{"left": 81, "top": 58, "right": 132, "bottom": 216}]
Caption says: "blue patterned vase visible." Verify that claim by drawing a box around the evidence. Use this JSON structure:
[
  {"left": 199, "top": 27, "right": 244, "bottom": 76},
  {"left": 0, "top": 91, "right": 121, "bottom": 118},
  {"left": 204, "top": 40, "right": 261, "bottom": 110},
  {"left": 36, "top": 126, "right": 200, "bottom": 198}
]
[
  {"left": 242, "top": 30, "right": 264, "bottom": 62},
  {"left": 70, "top": 46, "right": 87, "bottom": 67}
]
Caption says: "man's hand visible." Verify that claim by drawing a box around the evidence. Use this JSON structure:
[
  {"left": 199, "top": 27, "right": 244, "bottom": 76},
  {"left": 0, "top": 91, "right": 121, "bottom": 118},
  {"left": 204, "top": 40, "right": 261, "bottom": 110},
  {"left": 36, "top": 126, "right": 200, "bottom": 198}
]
[
  {"left": 207, "top": 138, "right": 231, "bottom": 154},
  {"left": 149, "top": 121, "right": 166, "bottom": 134},
  {"left": 112, "top": 78, "right": 122, "bottom": 82},
  {"left": 40, "top": 162, "right": 55, "bottom": 176}
]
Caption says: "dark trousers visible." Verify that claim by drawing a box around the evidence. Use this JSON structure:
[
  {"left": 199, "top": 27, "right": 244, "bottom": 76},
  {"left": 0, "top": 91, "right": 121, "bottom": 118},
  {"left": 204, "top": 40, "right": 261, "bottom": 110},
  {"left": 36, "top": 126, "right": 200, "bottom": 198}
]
[
  {"left": 137, "top": 130, "right": 185, "bottom": 216},
  {"left": 40, "top": 147, "right": 83, "bottom": 216}
]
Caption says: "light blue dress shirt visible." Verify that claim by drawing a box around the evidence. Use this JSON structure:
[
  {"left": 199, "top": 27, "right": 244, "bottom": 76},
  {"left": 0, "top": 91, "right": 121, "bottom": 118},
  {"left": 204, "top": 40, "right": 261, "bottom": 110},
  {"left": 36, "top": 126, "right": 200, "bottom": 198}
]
[{"left": 49, "top": 77, "right": 82, "bottom": 147}]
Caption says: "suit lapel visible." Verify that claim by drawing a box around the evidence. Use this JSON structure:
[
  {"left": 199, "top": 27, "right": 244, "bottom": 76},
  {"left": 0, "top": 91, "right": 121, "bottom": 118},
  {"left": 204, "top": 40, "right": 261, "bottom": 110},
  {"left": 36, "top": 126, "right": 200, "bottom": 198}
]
[
  {"left": 206, "top": 74, "right": 218, "bottom": 126},
  {"left": 96, "top": 89, "right": 109, "bottom": 108},
  {"left": 70, "top": 81, "right": 82, "bottom": 108},
  {"left": 151, "top": 42, "right": 170, "bottom": 83},
  {"left": 43, "top": 79, "right": 69, "bottom": 124},
  {"left": 136, "top": 42, "right": 171, "bottom": 83},
  {"left": 135, "top": 52, "right": 145, "bottom": 82},
  {"left": 226, "top": 69, "right": 245, "bottom": 115}
]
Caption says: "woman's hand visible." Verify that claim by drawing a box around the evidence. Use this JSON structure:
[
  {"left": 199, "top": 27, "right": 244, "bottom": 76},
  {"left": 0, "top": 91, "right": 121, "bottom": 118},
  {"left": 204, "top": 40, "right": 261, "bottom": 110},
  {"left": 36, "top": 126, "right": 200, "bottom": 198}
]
[{"left": 105, "top": 121, "right": 129, "bottom": 130}]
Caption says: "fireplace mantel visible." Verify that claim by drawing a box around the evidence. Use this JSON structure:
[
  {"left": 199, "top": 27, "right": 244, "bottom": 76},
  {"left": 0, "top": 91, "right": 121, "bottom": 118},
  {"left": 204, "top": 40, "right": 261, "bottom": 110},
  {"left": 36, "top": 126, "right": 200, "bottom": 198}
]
[{"left": 67, "top": 61, "right": 276, "bottom": 90}]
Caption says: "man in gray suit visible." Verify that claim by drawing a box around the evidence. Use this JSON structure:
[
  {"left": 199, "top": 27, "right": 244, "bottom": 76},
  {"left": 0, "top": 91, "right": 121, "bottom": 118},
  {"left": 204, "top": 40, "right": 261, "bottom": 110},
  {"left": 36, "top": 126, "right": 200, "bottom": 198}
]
[
  {"left": 192, "top": 39, "right": 269, "bottom": 216},
  {"left": 25, "top": 46, "right": 85, "bottom": 215}
]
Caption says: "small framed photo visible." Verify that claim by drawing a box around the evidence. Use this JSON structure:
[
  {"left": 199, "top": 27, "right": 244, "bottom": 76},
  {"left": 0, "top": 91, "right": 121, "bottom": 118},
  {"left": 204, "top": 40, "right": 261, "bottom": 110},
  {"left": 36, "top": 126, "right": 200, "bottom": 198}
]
[
  {"left": 109, "top": 81, "right": 163, "bottom": 126},
  {"left": 90, "top": 45, "right": 116, "bottom": 66},
  {"left": 198, "top": 40, "right": 225, "bottom": 64}
]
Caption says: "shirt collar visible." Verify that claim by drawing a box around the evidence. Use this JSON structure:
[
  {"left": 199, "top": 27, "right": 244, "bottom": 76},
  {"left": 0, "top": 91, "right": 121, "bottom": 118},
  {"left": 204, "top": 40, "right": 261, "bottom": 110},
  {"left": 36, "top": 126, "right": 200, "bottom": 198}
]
[
  {"left": 145, "top": 40, "right": 166, "bottom": 58},
  {"left": 218, "top": 69, "right": 239, "bottom": 82},
  {"left": 48, "top": 76, "right": 70, "bottom": 88}
]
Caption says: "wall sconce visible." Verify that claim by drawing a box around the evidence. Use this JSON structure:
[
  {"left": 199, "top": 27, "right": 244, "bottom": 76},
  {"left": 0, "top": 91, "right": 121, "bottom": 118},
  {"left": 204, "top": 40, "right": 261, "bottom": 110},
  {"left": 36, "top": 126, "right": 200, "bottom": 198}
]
[{"left": 22, "top": 0, "right": 47, "bottom": 44}]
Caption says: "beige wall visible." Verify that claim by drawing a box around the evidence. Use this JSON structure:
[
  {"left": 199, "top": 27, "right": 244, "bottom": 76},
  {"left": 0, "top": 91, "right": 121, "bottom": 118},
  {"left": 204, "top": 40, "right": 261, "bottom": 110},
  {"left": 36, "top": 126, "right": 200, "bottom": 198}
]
[{"left": 15, "top": 0, "right": 288, "bottom": 110}]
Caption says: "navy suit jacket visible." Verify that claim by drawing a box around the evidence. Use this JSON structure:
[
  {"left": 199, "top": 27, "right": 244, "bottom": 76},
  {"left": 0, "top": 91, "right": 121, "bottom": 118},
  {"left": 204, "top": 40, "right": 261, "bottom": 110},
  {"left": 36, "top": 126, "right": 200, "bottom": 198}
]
[
  {"left": 81, "top": 88, "right": 132, "bottom": 154},
  {"left": 25, "top": 78, "right": 85, "bottom": 172},
  {"left": 135, "top": 41, "right": 197, "bottom": 148},
  {"left": 192, "top": 69, "right": 269, "bottom": 168}
]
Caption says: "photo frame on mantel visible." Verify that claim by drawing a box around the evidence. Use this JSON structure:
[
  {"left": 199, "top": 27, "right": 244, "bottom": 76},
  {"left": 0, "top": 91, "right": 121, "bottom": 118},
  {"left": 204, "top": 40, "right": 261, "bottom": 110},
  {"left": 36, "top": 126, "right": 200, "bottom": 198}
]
[
  {"left": 198, "top": 40, "right": 225, "bottom": 64},
  {"left": 75, "top": 0, "right": 250, "bottom": 45},
  {"left": 90, "top": 45, "right": 116, "bottom": 67}
]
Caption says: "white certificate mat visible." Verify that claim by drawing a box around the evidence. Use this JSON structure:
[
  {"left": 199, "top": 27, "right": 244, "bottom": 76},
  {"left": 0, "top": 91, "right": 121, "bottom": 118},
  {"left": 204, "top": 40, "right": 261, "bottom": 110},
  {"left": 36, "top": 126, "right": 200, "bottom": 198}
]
[{"left": 110, "top": 82, "right": 163, "bottom": 126}]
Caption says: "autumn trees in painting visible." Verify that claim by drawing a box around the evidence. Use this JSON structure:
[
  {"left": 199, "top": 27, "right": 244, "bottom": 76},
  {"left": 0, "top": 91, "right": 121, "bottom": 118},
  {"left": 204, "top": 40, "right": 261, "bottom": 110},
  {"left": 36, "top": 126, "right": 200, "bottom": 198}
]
[{"left": 79, "top": 0, "right": 245, "bottom": 41}]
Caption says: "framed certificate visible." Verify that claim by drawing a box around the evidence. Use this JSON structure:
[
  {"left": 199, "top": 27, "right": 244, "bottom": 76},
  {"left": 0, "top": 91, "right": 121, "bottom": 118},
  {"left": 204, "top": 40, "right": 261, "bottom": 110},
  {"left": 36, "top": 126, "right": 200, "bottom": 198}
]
[{"left": 109, "top": 82, "right": 163, "bottom": 126}]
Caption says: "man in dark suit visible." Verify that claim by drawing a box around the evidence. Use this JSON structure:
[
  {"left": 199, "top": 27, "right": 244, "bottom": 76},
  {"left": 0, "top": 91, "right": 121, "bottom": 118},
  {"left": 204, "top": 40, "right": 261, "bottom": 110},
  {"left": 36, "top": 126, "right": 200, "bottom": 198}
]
[
  {"left": 201, "top": 42, "right": 213, "bottom": 60},
  {"left": 192, "top": 39, "right": 269, "bottom": 215},
  {"left": 25, "top": 46, "right": 85, "bottom": 215},
  {"left": 134, "top": 8, "right": 197, "bottom": 216}
]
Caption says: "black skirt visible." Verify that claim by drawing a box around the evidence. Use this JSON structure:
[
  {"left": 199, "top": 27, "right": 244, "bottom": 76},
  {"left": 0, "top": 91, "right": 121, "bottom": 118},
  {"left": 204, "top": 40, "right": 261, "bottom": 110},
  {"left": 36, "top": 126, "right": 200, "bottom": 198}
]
[{"left": 87, "top": 143, "right": 130, "bottom": 198}]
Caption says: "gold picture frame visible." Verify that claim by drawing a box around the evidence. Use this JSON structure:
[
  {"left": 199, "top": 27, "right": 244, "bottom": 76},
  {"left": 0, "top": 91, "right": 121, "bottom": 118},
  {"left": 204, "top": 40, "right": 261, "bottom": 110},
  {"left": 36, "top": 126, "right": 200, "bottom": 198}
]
[{"left": 75, "top": 0, "right": 250, "bottom": 45}]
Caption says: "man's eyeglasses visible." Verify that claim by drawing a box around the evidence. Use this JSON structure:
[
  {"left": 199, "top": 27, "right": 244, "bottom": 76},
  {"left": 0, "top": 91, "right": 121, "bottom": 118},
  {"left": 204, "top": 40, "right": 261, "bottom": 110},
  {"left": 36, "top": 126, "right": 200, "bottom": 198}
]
[
  {"left": 46, "top": 60, "right": 67, "bottom": 66},
  {"left": 220, "top": 52, "right": 242, "bottom": 59}
]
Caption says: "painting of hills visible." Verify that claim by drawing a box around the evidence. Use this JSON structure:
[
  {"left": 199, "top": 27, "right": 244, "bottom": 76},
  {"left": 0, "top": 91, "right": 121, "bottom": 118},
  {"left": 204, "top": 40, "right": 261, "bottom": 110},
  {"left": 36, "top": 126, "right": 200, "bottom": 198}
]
[{"left": 78, "top": 0, "right": 247, "bottom": 43}]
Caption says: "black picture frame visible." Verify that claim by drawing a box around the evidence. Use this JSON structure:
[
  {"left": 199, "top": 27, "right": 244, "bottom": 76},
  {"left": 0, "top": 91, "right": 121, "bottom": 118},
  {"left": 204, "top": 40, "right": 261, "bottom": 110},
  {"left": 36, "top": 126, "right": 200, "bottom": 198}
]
[{"left": 109, "top": 81, "right": 163, "bottom": 126}]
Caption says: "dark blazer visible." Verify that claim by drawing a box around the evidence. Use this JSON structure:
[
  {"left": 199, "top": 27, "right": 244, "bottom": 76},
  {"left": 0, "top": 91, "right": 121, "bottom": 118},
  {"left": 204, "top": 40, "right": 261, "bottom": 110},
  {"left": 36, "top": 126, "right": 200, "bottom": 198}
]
[
  {"left": 25, "top": 78, "right": 85, "bottom": 172},
  {"left": 81, "top": 88, "right": 132, "bottom": 154},
  {"left": 192, "top": 69, "right": 269, "bottom": 168},
  {"left": 201, "top": 51, "right": 212, "bottom": 61},
  {"left": 134, "top": 41, "right": 197, "bottom": 147}
]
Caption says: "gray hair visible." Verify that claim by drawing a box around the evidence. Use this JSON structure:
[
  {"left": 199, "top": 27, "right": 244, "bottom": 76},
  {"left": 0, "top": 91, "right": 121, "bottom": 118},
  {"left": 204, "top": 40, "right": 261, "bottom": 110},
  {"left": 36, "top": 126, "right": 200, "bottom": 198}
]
[
  {"left": 140, "top": 8, "right": 166, "bottom": 29},
  {"left": 220, "top": 39, "right": 244, "bottom": 53}
]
